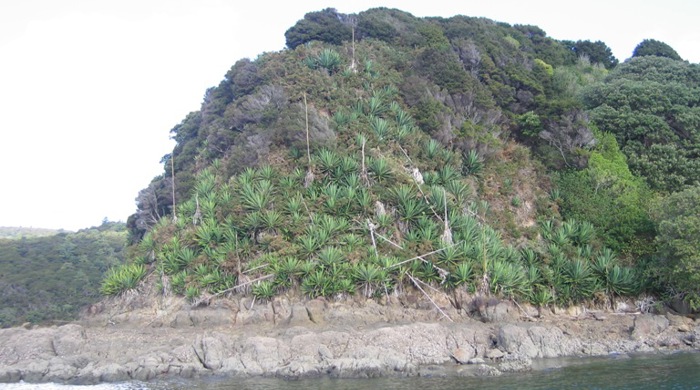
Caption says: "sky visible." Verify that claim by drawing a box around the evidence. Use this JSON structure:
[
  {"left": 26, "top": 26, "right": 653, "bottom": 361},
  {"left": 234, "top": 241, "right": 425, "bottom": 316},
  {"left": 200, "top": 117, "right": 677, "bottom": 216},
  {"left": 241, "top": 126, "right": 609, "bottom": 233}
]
[{"left": 1, "top": 0, "right": 698, "bottom": 231}]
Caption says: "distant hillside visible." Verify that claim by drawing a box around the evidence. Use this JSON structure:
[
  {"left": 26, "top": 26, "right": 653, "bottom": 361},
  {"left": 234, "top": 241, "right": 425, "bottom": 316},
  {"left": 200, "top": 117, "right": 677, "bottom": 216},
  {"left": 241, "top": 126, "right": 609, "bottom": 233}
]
[
  {"left": 0, "top": 226, "right": 70, "bottom": 239},
  {"left": 0, "top": 222, "right": 127, "bottom": 327},
  {"left": 111, "top": 8, "right": 699, "bottom": 311}
]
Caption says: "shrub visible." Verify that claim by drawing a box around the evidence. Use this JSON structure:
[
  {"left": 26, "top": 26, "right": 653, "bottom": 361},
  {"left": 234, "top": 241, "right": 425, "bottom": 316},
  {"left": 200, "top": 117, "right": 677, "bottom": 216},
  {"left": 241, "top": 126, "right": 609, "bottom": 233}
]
[{"left": 100, "top": 264, "right": 147, "bottom": 296}]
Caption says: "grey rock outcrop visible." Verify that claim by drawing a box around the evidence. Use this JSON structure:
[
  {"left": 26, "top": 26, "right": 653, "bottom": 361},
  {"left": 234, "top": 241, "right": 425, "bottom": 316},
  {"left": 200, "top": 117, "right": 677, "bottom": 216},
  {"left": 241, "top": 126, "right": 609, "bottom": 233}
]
[{"left": 0, "top": 297, "right": 695, "bottom": 384}]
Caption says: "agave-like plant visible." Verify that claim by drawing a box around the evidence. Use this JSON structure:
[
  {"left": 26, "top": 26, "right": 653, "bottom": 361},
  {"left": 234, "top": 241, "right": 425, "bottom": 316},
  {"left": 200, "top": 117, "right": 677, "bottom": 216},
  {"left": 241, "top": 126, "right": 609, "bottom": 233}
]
[
  {"left": 395, "top": 108, "right": 415, "bottom": 129},
  {"left": 195, "top": 218, "right": 223, "bottom": 248},
  {"left": 413, "top": 261, "right": 442, "bottom": 284},
  {"left": 489, "top": 260, "right": 528, "bottom": 298},
  {"left": 370, "top": 116, "right": 390, "bottom": 141},
  {"left": 605, "top": 265, "right": 638, "bottom": 298},
  {"left": 396, "top": 125, "right": 413, "bottom": 142},
  {"left": 414, "top": 216, "right": 440, "bottom": 243},
  {"left": 262, "top": 210, "right": 283, "bottom": 232},
  {"left": 316, "top": 48, "right": 342, "bottom": 73},
  {"left": 353, "top": 263, "right": 386, "bottom": 297},
  {"left": 284, "top": 194, "right": 303, "bottom": 216},
  {"left": 563, "top": 258, "right": 598, "bottom": 304},
  {"left": 322, "top": 184, "right": 342, "bottom": 211},
  {"left": 199, "top": 197, "right": 218, "bottom": 221},
  {"left": 239, "top": 182, "right": 271, "bottom": 212},
  {"left": 422, "top": 171, "right": 439, "bottom": 186},
  {"left": 333, "top": 109, "right": 358, "bottom": 129},
  {"left": 454, "top": 216, "right": 479, "bottom": 244},
  {"left": 316, "top": 149, "right": 341, "bottom": 176},
  {"left": 100, "top": 263, "right": 148, "bottom": 296},
  {"left": 237, "top": 167, "right": 257, "bottom": 185},
  {"left": 550, "top": 227, "right": 570, "bottom": 247},
  {"left": 185, "top": 285, "right": 200, "bottom": 302},
  {"left": 242, "top": 211, "right": 265, "bottom": 240},
  {"left": 425, "top": 139, "right": 443, "bottom": 160},
  {"left": 193, "top": 263, "right": 211, "bottom": 278},
  {"left": 218, "top": 183, "right": 234, "bottom": 205},
  {"left": 355, "top": 188, "right": 373, "bottom": 212},
  {"left": 138, "top": 233, "right": 157, "bottom": 264},
  {"left": 444, "top": 180, "right": 470, "bottom": 205},
  {"left": 252, "top": 280, "right": 276, "bottom": 302},
  {"left": 297, "top": 234, "right": 320, "bottom": 259},
  {"left": 572, "top": 220, "right": 596, "bottom": 245},
  {"left": 576, "top": 244, "right": 594, "bottom": 260},
  {"left": 436, "top": 244, "right": 463, "bottom": 268},
  {"left": 194, "top": 170, "right": 217, "bottom": 198},
  {"left": 338, "top": 156, "right": 359, "bottom": 177},
  {"left": 437, "top": 165, "right": 462, "bottom": 186},
  {"left": 368, "top": 157, "right": 393, "bottom": 183},
  {"left": 461, "top": 150, "right": 483, "bottom": 176},
  {"left": 302, "top": 270, "right": 333, "bottom": 298},
  {"left": 169, "top": 270, "right": 188, "bottom": 295},
  {"left": 366, "top": 95, "right": 387, "bottom": 116},
  {"left": 336, "top": 278, "right": 356, "bottom": 296},
  {"left": 273, "top": 256, "right": 302, "bottom": 290},
  {"left": 427, "top": 185, "right": 447, "bottom": 214},
  {"left": 446, "top": 261, "right": 474, "bottom": 290},
  {"left": 341, "top": 233, "right": 364, "bottom": 252},
  {"left": 317, "top": 214, "right": 350, "bottom": 237},
  {"left": 316, "top": 246, "right": 345, "bottom": 269},
  {"left": 529, "top": 287, "right": 554, "bottom": 315}
]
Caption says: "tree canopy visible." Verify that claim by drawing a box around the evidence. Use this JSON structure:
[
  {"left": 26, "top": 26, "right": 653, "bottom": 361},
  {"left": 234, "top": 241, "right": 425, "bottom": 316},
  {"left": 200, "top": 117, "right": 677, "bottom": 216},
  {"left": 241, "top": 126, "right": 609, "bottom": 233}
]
[{"left": 633, "top": 39, "right": 682, "bottom": 61}]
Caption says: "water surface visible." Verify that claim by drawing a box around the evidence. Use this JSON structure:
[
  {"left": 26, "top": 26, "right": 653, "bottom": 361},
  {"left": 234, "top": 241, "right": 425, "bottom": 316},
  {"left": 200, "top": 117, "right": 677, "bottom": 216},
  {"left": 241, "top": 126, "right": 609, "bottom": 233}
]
[{"left": 2, "top": 352, "right": 699, "bottom": 389}]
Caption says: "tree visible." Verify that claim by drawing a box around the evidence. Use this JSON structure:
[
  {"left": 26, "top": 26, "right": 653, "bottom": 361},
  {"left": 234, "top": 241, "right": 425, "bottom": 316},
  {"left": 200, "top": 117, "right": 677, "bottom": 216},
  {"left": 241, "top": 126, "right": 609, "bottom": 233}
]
[
  {"left": 565, "top": 40, "right": 619, "bottom": 69},
  {"left": 653, "top": 185, "right": 700, "bottom": 308},
  {"left": 632, "top": 39, "right": 682, "bottom": 60},
  {"left": 583, "top": 56, "right": 700, "bottom": 192},
  {"left": 539, "top": 109, "right": 595, "bottom": 167},
  {"left": 284, "top": 8, "right": 352, "bottom": 49},
  {"left": 556, "top": 132, "right": 654, "bottom": 254}
]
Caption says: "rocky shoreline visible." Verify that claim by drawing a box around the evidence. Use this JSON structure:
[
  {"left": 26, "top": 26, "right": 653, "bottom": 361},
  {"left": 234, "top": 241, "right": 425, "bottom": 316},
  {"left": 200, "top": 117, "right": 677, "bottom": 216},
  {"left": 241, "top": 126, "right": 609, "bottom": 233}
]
[{"left": 0, "top": 294, "right": 698, "bottom": 385}]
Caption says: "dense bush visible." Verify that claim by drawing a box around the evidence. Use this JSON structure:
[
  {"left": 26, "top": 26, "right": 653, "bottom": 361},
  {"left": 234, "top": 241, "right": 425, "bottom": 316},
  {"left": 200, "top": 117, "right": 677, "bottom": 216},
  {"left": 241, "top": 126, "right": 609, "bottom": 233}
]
[{"left": 0, "top": 222, "right": 127, "bottom": 327}]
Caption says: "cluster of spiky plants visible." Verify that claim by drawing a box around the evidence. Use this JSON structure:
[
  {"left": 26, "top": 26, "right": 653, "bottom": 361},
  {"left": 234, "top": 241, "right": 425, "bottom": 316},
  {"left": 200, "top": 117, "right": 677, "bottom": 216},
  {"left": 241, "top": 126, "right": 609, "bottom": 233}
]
[
  {"left": 108, "top": 62, "right": 642, "bottom": 312},
  {"left": 100, "top": 263, "right": 147, "bottom": 296}
]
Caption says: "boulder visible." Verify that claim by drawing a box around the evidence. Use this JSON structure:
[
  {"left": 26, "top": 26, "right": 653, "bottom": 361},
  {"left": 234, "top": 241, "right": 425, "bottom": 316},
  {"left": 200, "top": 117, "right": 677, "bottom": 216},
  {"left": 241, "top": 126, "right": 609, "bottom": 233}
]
[
  {"left": 451, "top": 347, "right": 475, "bottom": 364},
  {"left": 497, "top": 324, "right": 538, "bottom": 358},
  {"left": 96, "top": 363, "right": 130, "bottom": 382},
  {"left": 631, "top": 314, "right": 669, "bottom": 341},
  {"left": 485, "top": 348, "right": 505, "bottom": 359},
  {"left": 192, "top": 335, "right": 227, "bottom": 370},
  {"left": 498, "top": 356, "right": 532, "bottom": 372},
  {"left": 527, "top": 326, "right": 580, "bottom": 358},
  {"left": 52, "top": 324, "right": 87, "bottom": 356}
]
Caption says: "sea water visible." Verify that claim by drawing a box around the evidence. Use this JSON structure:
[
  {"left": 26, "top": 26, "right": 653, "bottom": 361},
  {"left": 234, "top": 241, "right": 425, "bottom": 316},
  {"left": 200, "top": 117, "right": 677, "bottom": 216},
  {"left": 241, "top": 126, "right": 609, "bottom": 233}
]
[{"left": 2, "top": 352, "right": 699, "bottom": 389}]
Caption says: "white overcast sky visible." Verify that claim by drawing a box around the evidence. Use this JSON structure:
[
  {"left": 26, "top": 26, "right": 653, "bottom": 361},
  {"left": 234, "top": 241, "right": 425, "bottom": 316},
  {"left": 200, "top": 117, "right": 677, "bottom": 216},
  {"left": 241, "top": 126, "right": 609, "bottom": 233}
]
[{"left": 1, "top": 0, "right": 698, "bottom": 231}]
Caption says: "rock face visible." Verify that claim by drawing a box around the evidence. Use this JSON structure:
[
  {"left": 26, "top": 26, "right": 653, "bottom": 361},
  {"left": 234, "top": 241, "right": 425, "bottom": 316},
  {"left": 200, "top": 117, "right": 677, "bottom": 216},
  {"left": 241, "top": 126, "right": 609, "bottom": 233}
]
[{"left": 0, "top": 297, "right": 697, "bottom": 385}]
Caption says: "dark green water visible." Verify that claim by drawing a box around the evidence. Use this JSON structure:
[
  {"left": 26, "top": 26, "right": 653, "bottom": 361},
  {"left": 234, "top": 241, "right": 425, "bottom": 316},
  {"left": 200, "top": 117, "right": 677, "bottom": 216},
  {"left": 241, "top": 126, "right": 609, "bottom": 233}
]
[
  {"left": 2, "top": 352, "right": 699, "bottom": 389},
  {"left": 151, "top": 352, "right": 700, "bottom": 390}
]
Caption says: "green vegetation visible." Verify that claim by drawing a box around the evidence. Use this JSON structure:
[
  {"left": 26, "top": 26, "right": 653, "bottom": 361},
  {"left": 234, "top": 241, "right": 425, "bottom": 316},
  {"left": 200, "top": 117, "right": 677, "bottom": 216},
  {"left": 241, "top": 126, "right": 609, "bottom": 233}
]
[
  {"left": 651, "top": 186, "right": 700, "bottom": 309},
  {"left": 632, "top": 39, "right": 683, "bottom": 60},
  {"left": 0, "top": 227, "right": 70, "bottom": 239},
  {"left": 0, "top": 222, "right": 126, "bottom": 327},
  {"left": 112, "top": 8, "right": 700, "bottom": 312}
]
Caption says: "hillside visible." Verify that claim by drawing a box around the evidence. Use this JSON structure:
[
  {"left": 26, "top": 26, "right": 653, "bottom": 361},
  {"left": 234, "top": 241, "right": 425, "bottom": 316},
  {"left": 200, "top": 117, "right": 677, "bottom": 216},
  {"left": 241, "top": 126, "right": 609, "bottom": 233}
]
[
  {"left": 0, "top": 222, "right": 127, "bottom": 327},
  {"left": 112, "top": 8, "right": 699, "bottom": 312},
  {"left": 0, "top": 227, "right": 70, "bottom": 239}
]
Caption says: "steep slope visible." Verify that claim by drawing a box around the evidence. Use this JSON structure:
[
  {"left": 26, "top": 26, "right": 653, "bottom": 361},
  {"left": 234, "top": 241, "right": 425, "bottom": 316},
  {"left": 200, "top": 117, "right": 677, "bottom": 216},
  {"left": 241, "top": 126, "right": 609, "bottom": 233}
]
[{"left": 111, "top": 8, "right": 648, "bottom": 311}]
